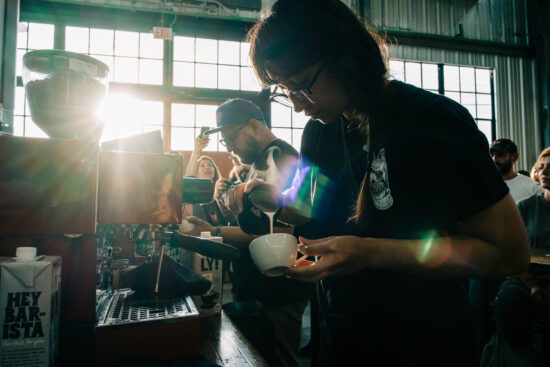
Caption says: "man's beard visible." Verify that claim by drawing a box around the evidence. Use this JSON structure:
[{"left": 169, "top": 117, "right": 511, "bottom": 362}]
[
  {"left": 496, "top": 159, "right": 513, "bottom": 175},
  {"left": 235, "top": 139, "right": 260, "bottom": 165}
]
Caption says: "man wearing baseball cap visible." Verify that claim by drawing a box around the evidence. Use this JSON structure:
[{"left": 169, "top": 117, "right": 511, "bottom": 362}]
[
  {"left": 490, "top": 138, "right": 542, "bottom": 202},
  {"left": 196, "top": 98, "right": 312, "bottom": 367}
]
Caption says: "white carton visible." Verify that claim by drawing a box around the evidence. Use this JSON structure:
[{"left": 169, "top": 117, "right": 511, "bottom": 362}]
[
  {"left": 181, "top": 234, "right": 223, "bottom": 318},
  {"left": 0, "top": 255, "right": 61, "bottom": 367}
]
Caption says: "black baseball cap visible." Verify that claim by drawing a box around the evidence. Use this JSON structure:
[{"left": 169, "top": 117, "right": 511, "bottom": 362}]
[
  {"left": 490, "top": 138, "right": 518, "bottom": 154},
  {"left": 203, "top": 98, "right": 265, "bottom": 136}
]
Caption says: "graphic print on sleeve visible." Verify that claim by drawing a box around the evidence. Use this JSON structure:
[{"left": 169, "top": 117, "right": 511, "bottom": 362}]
[{"left": 369, "top": 148, "right": 393, "bottom": 210}]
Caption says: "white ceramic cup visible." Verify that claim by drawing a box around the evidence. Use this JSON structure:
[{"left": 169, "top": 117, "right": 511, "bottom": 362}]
[{"left": 249, "top": 233, "right": 299, "bottom": 277}]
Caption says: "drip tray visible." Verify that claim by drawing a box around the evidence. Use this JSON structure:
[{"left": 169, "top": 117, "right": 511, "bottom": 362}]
[{"left": 97, "top": 288, "right": 199, "bottom": 327}]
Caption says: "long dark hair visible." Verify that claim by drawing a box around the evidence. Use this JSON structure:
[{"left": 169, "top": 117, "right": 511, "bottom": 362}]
[
  {"left": 246, "top": 0, "right": 390, "bottom": 228},
  {"left": 247, "top": 0, "right": 389, "bottom": 124},
  {"left": 196, "top": 155, "right": 220, "bottom": 183}
]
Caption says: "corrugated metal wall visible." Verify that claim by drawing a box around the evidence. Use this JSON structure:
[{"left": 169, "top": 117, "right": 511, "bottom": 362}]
[
  {"left": 365, "top": 0, "right": 529, "bottom": 45},
  {"left": 358, "top": 0, "right": 540, "bottom": 170}
]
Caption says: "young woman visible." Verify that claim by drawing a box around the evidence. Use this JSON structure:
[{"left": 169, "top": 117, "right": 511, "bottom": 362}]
[
  {"left": 246, "top": 0, "right": 530, "bottom": 365},
  {"left": 183, "top": 134, "right": 221, "bottom": 218}
]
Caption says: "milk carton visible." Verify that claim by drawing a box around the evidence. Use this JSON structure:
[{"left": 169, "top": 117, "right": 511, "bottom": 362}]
[
  {"left": 0, "top": 247, "right": 61, "bottom": 367},
  {"left": 181, "top": 233, "right": 223, "bottom": 318}
]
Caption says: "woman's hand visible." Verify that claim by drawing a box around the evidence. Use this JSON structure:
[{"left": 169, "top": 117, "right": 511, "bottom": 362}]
[
  {"left": 194, "top": 135, "right": 209, "bottom": 153},
  {"left": 214, "top": 178, "right": 230, "bottom": 200},
  {"left": 284, "top": 236, "right": 371, "bottom": 282}
]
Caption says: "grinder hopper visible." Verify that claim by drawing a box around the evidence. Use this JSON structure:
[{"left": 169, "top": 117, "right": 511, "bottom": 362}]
[{"left": 22, "top": 49, "right": 109, "bottom": 140}]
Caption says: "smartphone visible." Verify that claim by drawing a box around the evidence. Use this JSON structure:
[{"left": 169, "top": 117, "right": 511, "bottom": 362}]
[
  {"left": 224, "top": 180, "right": 237, "bottom": 189},
  {"left": 200, "top": 126, "right": 210, "bottom": 137}
]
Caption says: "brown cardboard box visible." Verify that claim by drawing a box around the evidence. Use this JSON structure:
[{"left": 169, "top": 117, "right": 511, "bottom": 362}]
[{"left": 0, "top": 256, "right": 61, "bottom": 367}]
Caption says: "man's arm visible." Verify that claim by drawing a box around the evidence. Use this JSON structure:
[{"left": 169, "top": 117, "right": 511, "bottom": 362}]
[
  {"left": 286, "top": 194, "right": 530, "bottom": 281},
  {"left": 183, "top": 216, "right": 293, "bottom": 250}
]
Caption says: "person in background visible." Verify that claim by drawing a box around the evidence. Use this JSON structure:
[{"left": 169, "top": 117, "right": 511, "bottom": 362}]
[
  {"left": 184, "top": 133, "right": 220, "bottom": 184},
  {"left": 518, "top": 169, "right": 531, "bottom": 177},
  {"left": 470, "top": 136, "right": 541, "bottom": 351},
  {"left": 531, "top": 162, "right": 541, "bottom": 184},
  {"left": 490, "top": 138, "right": 542, "bottom": 202},
  {"left": 183, "top": 135, "right": 223, "bottom": 221},
  {"left": 186, "top": 98, "right": 312, "bottom": 367},
  {"left": 492, "top": 147, "right": 550, "bottom": 361},
  {"left": 245, "top": 0, "right": 530, "bottom": 365}
]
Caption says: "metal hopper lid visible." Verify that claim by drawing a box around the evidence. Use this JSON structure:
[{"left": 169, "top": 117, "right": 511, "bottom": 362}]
[{"left": 23, "top": 49, "right": 109, "bottom": 80}]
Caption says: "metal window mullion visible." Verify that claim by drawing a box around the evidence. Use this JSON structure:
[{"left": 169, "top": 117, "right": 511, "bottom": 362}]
[
  {"left": 458, "top": 66, "right": 462, "bottom": 103},
  {"left": 474, "top": 67, "right": 478, "bottom": 126},
  {"left": 490, "top": 70, "right": 496, "bottom": 141},
  {"left": 193, "top": 37, "right": 197, "bottom": 89},
  {"left": 53, "top": 23, "right": 65, "bottom": 50},
  {"left": 215, "top": 41, "right": 222, "bottom": 152},
  {"left": 137, "top": 33, "right": 141, "bottom": 85},
  {"left": 22, "top": 21, "right": 31, "bottom": 136},
  {"left": 420, "top": 62, "right": 423, "bottom": 89},
  {"left": 163, "top": 38, "right": 173, "bottom": 153},
  {"left": 438, "top": 64, "right": 444, "bottom": 95}
]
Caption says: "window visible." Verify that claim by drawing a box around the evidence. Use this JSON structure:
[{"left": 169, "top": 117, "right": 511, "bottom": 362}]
[
  {"left": 15, "top": 22, "right": 55, "bottom": 138},
  {"left": 443, "top": 65, "right": 493, "bottom": 142},
  {"left": 173, "top": 36, "right": 261, "bottom": 91},
  {"left": 100, "top": 94, "right": 163, "bottom": 142},
  {"left": 390, "top": 60, "right": 494, "bottom": 142},
  {"left": 270, "top": 103, "right": 309, "bottom": 152},
  {"left": 64, "top": 26, "right": 165, "bottom": 142},
  {"left": 66, "top": 27, "right": 164, "bottom": 85},
  {"left": 389, "top": 60, "right": 439, "bottom": 93},
  {"left": 171, "top": 103, "right": 218, "bottom": 151}
]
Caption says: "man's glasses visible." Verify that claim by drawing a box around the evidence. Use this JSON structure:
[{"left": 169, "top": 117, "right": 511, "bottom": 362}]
[
  {"left": 219, "top": 123, "right": 247, "bottom": 147},
  {"left": 270, "top": 63, "right": 324, "bottom": 108}
]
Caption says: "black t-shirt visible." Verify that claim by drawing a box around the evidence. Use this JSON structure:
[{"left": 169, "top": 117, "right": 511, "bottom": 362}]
[
  {"left": 232, "top": 138, "right": 313, "bottom": 305},
  {"left": 311, "top": 81, "right": 509, "bottom": 349},
  {"left": 291, "top": 117, "right": 367, "bottom": 239}
]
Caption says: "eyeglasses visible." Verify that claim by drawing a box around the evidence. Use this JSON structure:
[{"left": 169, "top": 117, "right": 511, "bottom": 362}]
[
  {"left": 270, "top": 63, "right": 324, "bottom": 107},
  {"left": 219, "top": 123, "right": 247, "bottom": 147}
]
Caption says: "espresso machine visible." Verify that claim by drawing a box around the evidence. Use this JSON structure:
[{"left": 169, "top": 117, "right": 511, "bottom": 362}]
[{"left": 0, "top": 50, "right": 239, "bottom": 366}]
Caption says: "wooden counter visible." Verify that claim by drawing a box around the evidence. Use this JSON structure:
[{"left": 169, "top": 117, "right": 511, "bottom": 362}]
[
  {"left": 200, "top": 311, "right": 269, "bottom": 366},
  {"left": 531, "top": 248, "right": 550, "bottom": 265}
]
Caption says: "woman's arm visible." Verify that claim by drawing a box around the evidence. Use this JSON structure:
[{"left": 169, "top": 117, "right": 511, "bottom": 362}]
[
  {"left": 286, "top": 194, "right": 530, "bottom": 281},
  {"left": 185, "top": 135, "right": 209, "bottom": 176}
]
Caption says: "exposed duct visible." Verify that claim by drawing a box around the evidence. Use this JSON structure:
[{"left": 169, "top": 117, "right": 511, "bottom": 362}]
[{"left": 39, "top": 0, "right": 262, "bottom": 22}]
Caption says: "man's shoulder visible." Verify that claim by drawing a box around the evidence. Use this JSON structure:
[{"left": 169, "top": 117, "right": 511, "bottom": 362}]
[
  {"left": 510, "top": 174, "right": 541, "bottom": 188},
  {"left": 516, "top": 174, "right": 538, "bottom": 183},
  {"left": 268, "top": 139, "right": 299, "bottom": 158}
]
